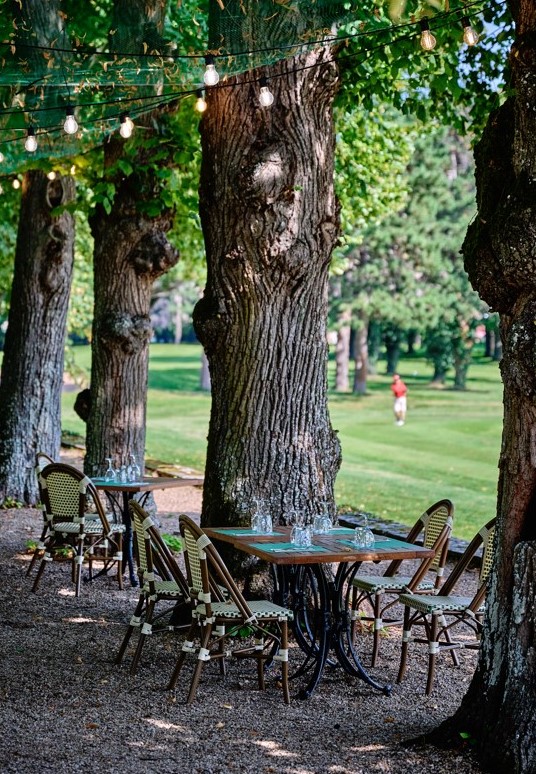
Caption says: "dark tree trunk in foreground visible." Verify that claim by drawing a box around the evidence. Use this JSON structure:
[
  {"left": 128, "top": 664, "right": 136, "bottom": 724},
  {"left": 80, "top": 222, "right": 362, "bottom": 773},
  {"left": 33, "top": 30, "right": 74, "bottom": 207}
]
[
  {"left": 434, "top": 3, "right": 536, "bottom": 769},
  {"left": 86, "top": 0, "right": 178, "bottom": 475},
  {"left": 0, "top": 172, "right": 75, "bottom": 503},
  {"left": 194, "top": 51, "right": 341, "bottom": 547}
]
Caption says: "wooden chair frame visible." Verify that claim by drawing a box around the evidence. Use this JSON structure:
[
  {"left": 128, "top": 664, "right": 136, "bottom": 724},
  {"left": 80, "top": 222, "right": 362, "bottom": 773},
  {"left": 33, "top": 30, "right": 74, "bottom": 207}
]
[
  {"left": 167, "top": 515, "right": 293, "bottom": 704},
  {"left": 397, "top": 518, "right": 496, "bottom": 694},
  {"left": 116, "top": 501, "right": 191, "bottom": 674},
  {"left": 31, "top": 462, "right": 124, "bottom": 596},
  {"left": 349, "top": 499, "right": 454, "bottom": 665}
]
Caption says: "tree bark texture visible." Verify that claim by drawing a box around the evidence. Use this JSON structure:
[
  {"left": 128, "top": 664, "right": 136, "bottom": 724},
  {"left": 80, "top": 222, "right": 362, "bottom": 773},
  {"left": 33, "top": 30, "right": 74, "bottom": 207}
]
[
  {"left": 194, "top": 51, "right": 342, "bottom": 539},
  {"left": 0, "top": 172, "right": 75, "bottom": 504},
  {"left": 439, "top": 3, "right": 536, "bottom": 768},
  {"left": 85, "top": 0, "right": 178, "bottom": 475}
]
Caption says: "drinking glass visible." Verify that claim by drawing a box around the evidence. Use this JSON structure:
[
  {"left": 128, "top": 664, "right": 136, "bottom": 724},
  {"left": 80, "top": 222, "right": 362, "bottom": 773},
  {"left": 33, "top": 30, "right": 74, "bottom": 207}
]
[
  {"left": 104, "top": 458, "right": 115, "bottom": 482},
  {"left": 130, "top": 454, "right": 141, "bottom": 481}
]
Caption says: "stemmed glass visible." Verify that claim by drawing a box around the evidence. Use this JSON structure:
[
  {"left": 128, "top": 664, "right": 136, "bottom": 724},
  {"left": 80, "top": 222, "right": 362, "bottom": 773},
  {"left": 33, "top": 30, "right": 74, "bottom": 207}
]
[{"left": 104, "top": 458, "right": 115, "bottom": 482}]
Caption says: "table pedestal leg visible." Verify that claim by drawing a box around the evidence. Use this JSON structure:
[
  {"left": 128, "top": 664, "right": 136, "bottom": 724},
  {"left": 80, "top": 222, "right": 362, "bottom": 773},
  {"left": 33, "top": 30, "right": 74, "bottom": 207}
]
[{"left": 122, "top": 492, "right": 138, "bottom": 586}]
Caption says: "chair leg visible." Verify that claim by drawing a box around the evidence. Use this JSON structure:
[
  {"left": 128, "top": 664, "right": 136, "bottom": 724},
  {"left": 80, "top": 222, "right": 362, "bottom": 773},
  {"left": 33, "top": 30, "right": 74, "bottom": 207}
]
[
  {"left": 426, "top": 614, "right": 440, "bottom": 695},
  {"left": 371, "top": 592, "right": 383, "bottom": 667},
  {"left": 396, "top": 606, "right": 412, "bottom": 683},
  {"left": 186, "top": 623, "right": 213, "bottom": 704},
  {"left": 280, "top": 622, "right": 290, "bottom": 705},
  {"left": 117, "top": 534, "right": 124, "bottom": 590},
  {"left": 26, "top": 527, "right": 48, "bottom": 577},
  {"left": 130, "top": 599, "right": 155, "bottom": 675},
  {"left": 440, "top": 614, "right": 460, "bottom": 666},
  {"left": 168, "top": 620, "right": 198, "bottom": 690},
  {"left": 116, "top": 594, "right": 145, "bottom": 665},
  {"left": 31, "top": 552, "right": 50, "bottom": 592},
  {"left": 74, "top": 539, "right": 84, "bottom": 597}
]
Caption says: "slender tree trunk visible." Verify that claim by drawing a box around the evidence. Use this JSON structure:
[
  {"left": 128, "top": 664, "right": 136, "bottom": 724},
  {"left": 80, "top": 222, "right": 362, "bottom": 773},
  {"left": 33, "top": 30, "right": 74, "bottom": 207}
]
[
  {"left": 194, "top": 51, "right": 341, "bottom": 555},
  {"left": 435, "top": 3, "right": 536, "bottom": 767},
  {"left": 334, "top": 311, "right": 351, "bottom": 392},
  {"left": 353, "top": 316, "right": 369, "bottom": 395},
  {"left": 368, "top": 320, "right": 382, "bottom": 375},
  {"left": 0, "top": 172, "right": 75, "bottom": 503},
  {"left": 85, "top": 0, "right": 178, "bottom": 474}
]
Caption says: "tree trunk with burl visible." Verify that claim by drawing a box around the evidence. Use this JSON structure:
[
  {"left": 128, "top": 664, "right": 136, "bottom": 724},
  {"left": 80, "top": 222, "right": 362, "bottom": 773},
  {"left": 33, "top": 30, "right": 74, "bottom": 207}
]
[
  {"left": 194, "top": 51, "right": 342, "bottom": 572},
  {"left": 0, "top": 172, "right": 75, "bottom": 504},
  {"left": 432, "top": 3, "right": 536, "bottom": 768},
  {"left": 85, "top": 0, "right": 178, "bottom": 475}
]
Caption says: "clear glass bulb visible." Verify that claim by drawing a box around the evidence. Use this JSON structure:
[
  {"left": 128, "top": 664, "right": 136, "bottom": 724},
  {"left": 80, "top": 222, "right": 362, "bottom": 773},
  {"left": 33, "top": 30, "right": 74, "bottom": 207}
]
[
  {"left": 259, "top": 85, "right": 274, "bottom": 107},
  {"left": 462, "top": 18, "right": 479, "bottom": 46},
  {"left": 12, "top": 179, "right": 20, "bottom": 189},
  {"left": 119, "top": 115, "right": 134, "bottom": 138},
  {"left": 47, "top": 171, "right": 56, "bottom": 180},
  {"left": 195, "top": 93, "right": 207, "bottom": 113},
  {"left": 0, "top": 151, "right": 4, "bottom": 163},
  {"left": 25, "top": 131, "right": 37, "bottom": 152},
  {"left": 204, "top": 63, "right": 219, "bottom": 86},
  {"left": 419, "top": 20, "right": 436, "bottom": 51},
  {"left": 63, "top": 113, "right": 78, "bottom": 134}
]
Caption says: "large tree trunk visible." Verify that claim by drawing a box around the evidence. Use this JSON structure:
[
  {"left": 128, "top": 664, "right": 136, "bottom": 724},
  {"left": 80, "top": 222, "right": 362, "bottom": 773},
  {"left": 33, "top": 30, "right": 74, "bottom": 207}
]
[
  {"left": 0, "top": 172, "right": 75, "bottom": 504},
  {"left": 436, "top": 3, "right": 536, "bottom": 768},
  {"left": 86, "top": 0, "right": 178, "bottom": 475},
  {"left": 194, "top": 51, "right": 341, "bottom": 554}
]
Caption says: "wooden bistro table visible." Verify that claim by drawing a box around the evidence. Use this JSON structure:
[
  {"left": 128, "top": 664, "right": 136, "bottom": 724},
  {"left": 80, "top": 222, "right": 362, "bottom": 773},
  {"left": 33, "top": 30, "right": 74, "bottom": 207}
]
[
  {"left": 205, "top": 525, "right": 434, "bottom": 699},
  {"left": 92, "top": 476, "right": 204, "bottom": 586}
]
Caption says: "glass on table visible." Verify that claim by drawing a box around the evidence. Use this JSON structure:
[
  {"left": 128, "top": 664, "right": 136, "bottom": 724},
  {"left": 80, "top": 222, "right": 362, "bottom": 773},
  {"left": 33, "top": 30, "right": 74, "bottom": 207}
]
[
  {"left": 104, "top": 458, "right": 116, "bottom": 482},
  {"left": 353, "top": 516, "right": 375, "bottom": 548},
  {"left": 253, "top": 498, "right": 273, "bottom": 534}
]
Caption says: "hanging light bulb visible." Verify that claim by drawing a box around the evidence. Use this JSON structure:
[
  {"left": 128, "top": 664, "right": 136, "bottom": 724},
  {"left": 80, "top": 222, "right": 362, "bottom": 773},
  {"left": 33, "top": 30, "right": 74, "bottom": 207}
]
[
  {"left": 47, "top": 171, "right": 56, "bottom": 180},
  {"left": 461, "top": 16, "right": 479, "bottom": 46},
  {"left": 195, "top": 88, "right": 207, "bottom": 113},
  {"left": 119, "top": 113, "right": 134, "bottom": 139},
  {"left": 258, "top": 76, "right": 274, "bottom": 108},
  {"left": 24, "top": 126, "right": 37, "bottom": 153},
  {"left": 203, "top": 54, "right": 219, "bottom": 86},
  {"left": 12, "top": 178, "right": 20, "bottom": 189},
  {"left": 0, "top": 151, "right": 4, "bottom": 163},
  {"left": 419, "top": 19, "right": 436, "bottom": 51},
  {"left": 63, "top": 105, "right": 78, "bottom": 134}
]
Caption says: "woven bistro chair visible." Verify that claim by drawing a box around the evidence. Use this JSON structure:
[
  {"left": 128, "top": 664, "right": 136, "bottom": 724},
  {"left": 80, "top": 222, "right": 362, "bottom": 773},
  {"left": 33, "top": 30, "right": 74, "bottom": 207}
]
[
  {"left": 167, "top": 514, "right": 294, "bottom": 704},
  {"left": 397, "top": 518, "right": 496, "bottom": 695},
  {"left": 31, "top": 462, "right": 125, "bottom": 597},
  {"left": 116, "top": 502, "right": 191, "bottom": 675},
  {"left": 25, "top": 452, "right": 56, "bottom": 577},
  {"left": 349, "top": 499, "right": 454, "bottom": 666}
]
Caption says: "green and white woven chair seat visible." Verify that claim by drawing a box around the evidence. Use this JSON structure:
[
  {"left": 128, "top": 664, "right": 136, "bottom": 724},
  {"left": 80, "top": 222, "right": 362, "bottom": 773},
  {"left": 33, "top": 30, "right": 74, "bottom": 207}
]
[
  {"left": 194, "top": 599, "right": 294, "bottom": 621},
  {"left": 352, "top": 575, "right": 436, "bottom": 593},
  {"left": 398, "top": 592, "right": 485, "bottom": 616},
  {"left": 53, "top": 520, "right": 125, "bottom": 535},
  {"left": 142, "top": 578, "right": 185, "bottom": 596}
]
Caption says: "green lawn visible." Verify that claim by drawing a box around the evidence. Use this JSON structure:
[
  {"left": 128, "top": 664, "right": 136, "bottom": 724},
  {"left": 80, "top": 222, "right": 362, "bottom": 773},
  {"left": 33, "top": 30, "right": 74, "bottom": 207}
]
[{"left": 62, "top": 344, "right": 503, "bottom": 539}]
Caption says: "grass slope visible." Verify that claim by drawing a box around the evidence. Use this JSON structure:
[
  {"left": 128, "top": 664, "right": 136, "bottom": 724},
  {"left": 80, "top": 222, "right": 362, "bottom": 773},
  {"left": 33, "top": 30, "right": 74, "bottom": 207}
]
[{"left": 62, "top": 344, "right": 503, "bottom": 539}]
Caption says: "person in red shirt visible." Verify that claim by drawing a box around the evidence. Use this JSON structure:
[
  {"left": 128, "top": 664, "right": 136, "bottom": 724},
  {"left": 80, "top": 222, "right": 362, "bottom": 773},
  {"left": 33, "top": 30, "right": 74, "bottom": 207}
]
[{"left": 391, "top": 374, "right": 407, "bottom": 426}]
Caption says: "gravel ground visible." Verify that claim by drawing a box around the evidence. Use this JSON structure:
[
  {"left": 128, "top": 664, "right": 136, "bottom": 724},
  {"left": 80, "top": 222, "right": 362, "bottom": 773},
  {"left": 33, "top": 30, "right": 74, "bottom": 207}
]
[{"left": 0, "top": 460, "right": 483, "bottom": 774}]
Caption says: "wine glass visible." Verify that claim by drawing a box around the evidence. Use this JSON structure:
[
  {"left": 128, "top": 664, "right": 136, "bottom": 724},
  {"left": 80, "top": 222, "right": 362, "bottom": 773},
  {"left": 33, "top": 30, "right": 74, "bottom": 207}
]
[{"left": 104, "top": 458, "right": 115, "bottom": 482}]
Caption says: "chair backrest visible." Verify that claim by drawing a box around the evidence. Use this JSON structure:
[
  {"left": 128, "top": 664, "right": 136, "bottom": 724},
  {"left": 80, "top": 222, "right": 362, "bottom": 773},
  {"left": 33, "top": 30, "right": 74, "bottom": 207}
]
[
  {"left": 402, "top": 519, "right": 453, "bottom": 593},
  {"left": 36, "top": 451, "right": 55, "bottom": 473},
  {"left": 179, "top": 515, "right": 254, "bottom": 621},
  {"left": 385, "top": 499, "right": 454, "bottom": 586},
  {"left": 441, "top": 518, "right": 496, "bottom": 610},
  {"left": 39, "top": 462, "right": 110, "bottom": 532},
  {"left": 129, "top": 501, "right": 189, "bottom": 596}
]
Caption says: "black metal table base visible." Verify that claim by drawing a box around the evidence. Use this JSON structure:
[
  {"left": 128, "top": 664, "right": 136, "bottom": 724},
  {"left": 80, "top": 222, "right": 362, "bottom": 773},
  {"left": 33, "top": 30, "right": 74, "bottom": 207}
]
[{"left": 272, "top": 562, "right": 392, "bottom": 699}]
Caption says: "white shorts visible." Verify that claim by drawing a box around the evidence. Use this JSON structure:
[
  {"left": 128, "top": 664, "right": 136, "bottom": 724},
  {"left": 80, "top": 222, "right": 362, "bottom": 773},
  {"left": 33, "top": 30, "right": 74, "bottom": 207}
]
[{"left": 394, "top": 397, "right": 407, "bottom": 413}]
